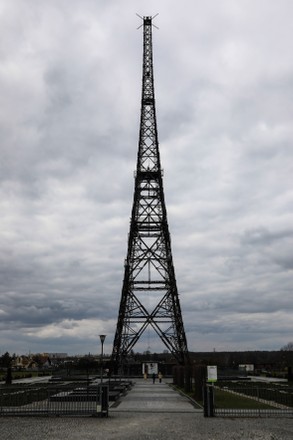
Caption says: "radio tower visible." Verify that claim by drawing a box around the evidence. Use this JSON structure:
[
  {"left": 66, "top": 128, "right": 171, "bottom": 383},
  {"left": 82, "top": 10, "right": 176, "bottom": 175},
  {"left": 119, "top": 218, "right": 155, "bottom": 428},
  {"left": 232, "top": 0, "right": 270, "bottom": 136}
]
[{"left": 111, "top": 16, "right": 188, "bottom": 369}]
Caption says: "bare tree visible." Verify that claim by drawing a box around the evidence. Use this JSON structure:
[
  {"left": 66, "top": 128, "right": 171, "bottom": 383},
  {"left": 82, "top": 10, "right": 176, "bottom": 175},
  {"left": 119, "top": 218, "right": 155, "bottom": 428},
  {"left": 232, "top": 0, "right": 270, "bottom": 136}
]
[{"left": 280, "top": 342, "right": 293, "bottom": 351}]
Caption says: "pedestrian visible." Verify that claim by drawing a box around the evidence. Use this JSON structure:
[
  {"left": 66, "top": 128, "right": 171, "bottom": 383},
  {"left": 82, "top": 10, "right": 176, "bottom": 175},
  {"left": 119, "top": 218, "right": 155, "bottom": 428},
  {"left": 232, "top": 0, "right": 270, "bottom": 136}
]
[
  {"left": 152, "top": 372, "right": 156, "bottom": 384},
  {"left": 158, "top": 371, "right": 163, "bottom": 383}
]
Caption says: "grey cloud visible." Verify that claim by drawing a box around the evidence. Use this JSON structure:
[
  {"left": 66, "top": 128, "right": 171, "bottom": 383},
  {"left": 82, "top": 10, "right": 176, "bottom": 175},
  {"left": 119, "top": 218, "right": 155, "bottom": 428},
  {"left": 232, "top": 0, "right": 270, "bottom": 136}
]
[
  {"left": 1, "top": 0, "right": 293, "bottom": 355},
  {"left": 240, "top": 227, "right": 293, "bottom": 247}
]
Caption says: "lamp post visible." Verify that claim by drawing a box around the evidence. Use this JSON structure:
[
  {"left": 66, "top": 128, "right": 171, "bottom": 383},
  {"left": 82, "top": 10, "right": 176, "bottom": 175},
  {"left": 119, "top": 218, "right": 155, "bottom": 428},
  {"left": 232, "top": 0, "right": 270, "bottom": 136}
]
[
  {"left": 99, "top": 334, "right": 106, "bottom": 384},
  {"left": 99, "top": 334, "right": 106, "bottom": 416}
]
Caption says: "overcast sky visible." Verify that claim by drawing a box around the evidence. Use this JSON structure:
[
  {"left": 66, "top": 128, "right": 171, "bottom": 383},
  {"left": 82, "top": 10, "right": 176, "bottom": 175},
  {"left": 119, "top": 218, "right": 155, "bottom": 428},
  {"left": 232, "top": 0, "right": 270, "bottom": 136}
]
[{"left": 1, "top": 0, "right": 293, "bottom": 356}]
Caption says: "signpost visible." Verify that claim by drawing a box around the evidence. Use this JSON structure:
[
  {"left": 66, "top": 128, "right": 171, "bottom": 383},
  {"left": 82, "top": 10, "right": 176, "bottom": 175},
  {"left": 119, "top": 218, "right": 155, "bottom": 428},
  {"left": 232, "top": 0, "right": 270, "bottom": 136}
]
[
  {"left": 204, "top": 366, "right": 217, "bottom": 417},
  {"left": 207, "top": 365, "right": 217, "bottom": 383},
  {"left": 142, "top": 362, "right": 158, "bottom": 377}
]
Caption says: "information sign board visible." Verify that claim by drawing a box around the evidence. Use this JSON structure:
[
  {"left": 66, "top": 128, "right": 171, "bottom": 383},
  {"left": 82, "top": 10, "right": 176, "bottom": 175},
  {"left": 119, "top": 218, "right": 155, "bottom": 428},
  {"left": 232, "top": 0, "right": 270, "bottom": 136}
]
[{"left": 207, "top": 365, "right": 217, "bottom": 382}]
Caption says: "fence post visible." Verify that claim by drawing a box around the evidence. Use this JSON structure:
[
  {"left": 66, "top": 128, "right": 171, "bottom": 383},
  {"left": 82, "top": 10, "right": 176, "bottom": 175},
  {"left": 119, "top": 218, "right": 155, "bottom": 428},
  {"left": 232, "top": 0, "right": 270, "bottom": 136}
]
[
  {"left": 47, "top": 385, "right": 50, "bottom": 415},
  {"left": 257, "top": 385, "right": 260, "bottom": 417},
  {"left": 184, "top": 365, "right": 192, "bottom": 393},
  {"left": 172, "top": 366, "right": 178, "bottom": 386},
  {"left": 193, "top": 365, "right": 206, "bottom": 401},
  {"left": 99, "top": 384, "right": 109, "bottom": 417},
  {"left": 203, "top": 384, "right": 215, "bottom": 417}
]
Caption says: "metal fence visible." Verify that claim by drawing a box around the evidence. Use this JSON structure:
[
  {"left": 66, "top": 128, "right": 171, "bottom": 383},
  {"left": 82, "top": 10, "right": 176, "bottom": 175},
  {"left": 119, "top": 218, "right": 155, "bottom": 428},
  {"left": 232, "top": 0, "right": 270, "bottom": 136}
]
[
  {"left": 204, "top": 384, "right": 293, "bottom": 418},
  {"left": 0, "top": 382, "right": 105, "bottom": 416}
]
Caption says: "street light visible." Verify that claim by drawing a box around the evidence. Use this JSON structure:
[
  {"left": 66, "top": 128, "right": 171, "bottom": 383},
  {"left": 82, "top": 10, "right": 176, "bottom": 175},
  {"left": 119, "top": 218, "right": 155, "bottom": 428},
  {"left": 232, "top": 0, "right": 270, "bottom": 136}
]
[
  {"left": 99, "top": 334, "right": 106, "bottom": 384},
  {"left": 99, "top": 334, "right": 107, "bottom": 416}
]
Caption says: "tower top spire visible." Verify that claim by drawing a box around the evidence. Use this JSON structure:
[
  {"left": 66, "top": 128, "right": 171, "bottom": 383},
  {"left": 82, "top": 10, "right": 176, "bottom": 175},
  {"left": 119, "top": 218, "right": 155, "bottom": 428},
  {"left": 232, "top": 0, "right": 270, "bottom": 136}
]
[{"left": 136, "top": 13, "right": 159, "bottom": 29}]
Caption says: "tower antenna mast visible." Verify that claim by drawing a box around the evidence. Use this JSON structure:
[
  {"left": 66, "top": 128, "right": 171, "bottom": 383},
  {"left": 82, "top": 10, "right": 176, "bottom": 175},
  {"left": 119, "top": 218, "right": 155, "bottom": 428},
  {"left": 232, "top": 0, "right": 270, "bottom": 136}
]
[{"left": 111, "top": 16, "right": 189, "bottom": 371}]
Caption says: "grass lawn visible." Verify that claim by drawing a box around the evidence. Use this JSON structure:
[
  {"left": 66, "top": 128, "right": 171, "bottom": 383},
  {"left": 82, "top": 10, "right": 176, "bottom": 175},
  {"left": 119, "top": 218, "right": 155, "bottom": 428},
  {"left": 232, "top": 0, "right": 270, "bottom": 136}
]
[{"left": 215, "top": 388, "right": 276, "bottom": 409}]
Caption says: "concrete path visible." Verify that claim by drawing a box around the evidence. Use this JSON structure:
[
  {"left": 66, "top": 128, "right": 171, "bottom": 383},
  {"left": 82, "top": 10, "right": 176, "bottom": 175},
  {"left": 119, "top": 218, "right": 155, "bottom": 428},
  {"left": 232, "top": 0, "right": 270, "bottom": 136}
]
[
  {"left": 110, "top": 378, "right": 201, "bottom": 413},
  {"left": 9, "top": 376, "right": 52, "bottom": 384}
]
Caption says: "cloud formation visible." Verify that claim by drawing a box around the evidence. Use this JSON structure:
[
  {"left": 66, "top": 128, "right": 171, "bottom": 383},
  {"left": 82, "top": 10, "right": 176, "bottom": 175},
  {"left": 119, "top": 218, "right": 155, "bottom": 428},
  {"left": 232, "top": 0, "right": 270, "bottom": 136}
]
[{"left": 1, "top": 0, "right": 293, "bottom": 355}]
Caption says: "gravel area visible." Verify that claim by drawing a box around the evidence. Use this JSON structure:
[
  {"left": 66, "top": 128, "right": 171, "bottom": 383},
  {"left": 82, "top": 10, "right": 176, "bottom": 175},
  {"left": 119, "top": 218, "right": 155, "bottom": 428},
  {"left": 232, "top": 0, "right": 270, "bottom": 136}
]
[{"left": 1, "top": 413, "right": 293, "bottom": 440}]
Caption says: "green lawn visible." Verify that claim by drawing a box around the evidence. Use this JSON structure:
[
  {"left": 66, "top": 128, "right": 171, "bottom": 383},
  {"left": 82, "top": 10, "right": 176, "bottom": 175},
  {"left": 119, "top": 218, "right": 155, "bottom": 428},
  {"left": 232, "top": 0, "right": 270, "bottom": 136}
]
[{"left": 215, "top": 388, "right": 277, "bottom": 410}]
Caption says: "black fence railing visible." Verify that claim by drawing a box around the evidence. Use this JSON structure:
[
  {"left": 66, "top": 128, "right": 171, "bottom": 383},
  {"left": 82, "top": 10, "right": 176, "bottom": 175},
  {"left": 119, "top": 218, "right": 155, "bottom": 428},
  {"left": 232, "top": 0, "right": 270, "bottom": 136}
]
[
  {"left": 203, "top": 383, "right": 293, "bottom": 418},
  {"left": 0, "top": 383, "right": 97, "bottom": 416},
  {"left": 0, "top": 379, "right": 131, "bottom": 416}
]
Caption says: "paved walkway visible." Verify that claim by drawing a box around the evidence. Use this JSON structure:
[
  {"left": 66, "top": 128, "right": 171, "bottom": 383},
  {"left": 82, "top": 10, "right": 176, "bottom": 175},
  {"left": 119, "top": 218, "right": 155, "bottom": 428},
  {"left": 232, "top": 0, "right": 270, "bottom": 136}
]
[
  {"left": 110, "top": 378, "right": 201, "bottom": 413},
  {"left": 9, "top": 376, "right": 52, "bottom": 384}
]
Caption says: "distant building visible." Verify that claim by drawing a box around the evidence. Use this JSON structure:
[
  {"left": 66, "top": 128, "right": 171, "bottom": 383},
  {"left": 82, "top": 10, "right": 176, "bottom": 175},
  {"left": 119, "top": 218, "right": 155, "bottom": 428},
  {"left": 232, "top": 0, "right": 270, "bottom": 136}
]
[
  {"left": 44, "top": 353, "right": 67, "bottom": 359},
  {"left": 239, "top": 364, "right": 254, "bottom": 372}
]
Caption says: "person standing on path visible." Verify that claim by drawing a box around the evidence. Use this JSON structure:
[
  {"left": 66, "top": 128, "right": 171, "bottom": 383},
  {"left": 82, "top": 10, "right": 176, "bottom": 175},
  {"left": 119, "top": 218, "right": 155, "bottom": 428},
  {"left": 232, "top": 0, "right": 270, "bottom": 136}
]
[
  {"left": 158, "top": 371, "right": 163, "bottom": 383},
  {"left": 152, "top": 373, "right": 156, "bottom": 384}
]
